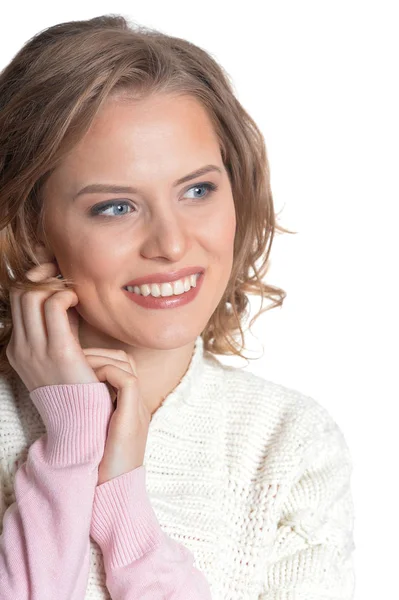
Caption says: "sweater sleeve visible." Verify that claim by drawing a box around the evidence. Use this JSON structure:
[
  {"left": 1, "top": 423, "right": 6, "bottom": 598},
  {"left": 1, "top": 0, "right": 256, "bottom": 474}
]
[
  {"left": 0, "top": 382, "right": 113, "bottom": 600},
  {"left": 89, "top": 465, "right": 212, "bottom": 599},
  {"left": 258, "top": 414, "right": 356, "bottom": 599}
]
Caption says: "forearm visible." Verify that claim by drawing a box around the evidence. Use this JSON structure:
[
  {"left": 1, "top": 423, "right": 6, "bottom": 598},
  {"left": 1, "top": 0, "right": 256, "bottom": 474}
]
[{"left": 90, "top": 466, "right": 212, "bottom": 599}]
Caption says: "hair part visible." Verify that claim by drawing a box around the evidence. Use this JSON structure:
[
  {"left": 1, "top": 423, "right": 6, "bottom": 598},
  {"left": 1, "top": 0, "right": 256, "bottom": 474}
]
[{"left": 0, "top": 13, "right": 296, "bottom": 379}]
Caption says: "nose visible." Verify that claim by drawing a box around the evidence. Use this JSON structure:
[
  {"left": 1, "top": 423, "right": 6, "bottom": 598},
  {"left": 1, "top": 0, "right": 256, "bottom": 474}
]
[{"left": 139, "top": 207, "right": 192, "bottom": 262}]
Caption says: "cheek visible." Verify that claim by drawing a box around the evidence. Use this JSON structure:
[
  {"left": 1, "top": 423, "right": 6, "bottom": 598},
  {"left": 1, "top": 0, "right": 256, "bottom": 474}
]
[
  {"left": 198, "top": 194, "right": 236, "bottom": 237},
  {"left": 58, "top": 239, "right": 118, "bottom": 281},
  {"left": 209, "top": 208, "right": 236, "bottom": 255}
]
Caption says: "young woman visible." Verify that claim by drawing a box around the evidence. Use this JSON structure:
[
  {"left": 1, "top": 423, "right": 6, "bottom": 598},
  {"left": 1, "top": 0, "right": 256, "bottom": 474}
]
[{"left": 0, "top": 14, "right": 355, "bottom": 600}]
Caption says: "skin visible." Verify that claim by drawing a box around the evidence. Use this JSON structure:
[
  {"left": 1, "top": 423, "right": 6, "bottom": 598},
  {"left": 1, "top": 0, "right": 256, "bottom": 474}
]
[{"left": 39, "top": 91, "right": 237, "bottom": 418}]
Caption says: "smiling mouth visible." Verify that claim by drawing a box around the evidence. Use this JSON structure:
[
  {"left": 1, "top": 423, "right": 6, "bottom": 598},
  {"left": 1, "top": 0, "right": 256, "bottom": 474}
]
[{"left": 123, "top": 272, "right": 202, "bottom": 297}]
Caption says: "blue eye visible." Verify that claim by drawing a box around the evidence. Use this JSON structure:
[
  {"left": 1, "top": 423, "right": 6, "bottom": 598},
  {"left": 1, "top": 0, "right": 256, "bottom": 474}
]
[
  {"left": 90, "top": 182, "right": 218, "bottom": 217},
  {"left": 184, "top": 182, "right": 218, "bottom": 200},
  {"left": 91, "top": 201, "right": 133, "bottom": 217}
]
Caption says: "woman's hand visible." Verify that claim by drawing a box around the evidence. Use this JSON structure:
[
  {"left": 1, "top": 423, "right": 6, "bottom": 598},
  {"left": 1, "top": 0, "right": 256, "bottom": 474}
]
[
  {"left": 6, "top": 242, "right": 151, "bottom": 485},
  {"left": 6, "top": 245, "right": 99, "bottom": 392},
  {"left": 82, "top": 348, "right": 151, "bottom": 485}
]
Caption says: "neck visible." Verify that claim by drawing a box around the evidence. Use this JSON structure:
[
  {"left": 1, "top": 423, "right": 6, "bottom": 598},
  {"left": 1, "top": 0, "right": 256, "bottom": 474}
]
[{"left": 77, "top": 319, "right": 196, "bottom": 418}]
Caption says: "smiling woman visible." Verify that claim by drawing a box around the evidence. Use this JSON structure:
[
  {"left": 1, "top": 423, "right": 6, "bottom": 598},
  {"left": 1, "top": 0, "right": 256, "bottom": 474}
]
[
  {"left": 0, "top": 19, "right": 292, "bottom": 372},
  {"left": 0, "top": 13, "right": 355, "bottom": 600}
]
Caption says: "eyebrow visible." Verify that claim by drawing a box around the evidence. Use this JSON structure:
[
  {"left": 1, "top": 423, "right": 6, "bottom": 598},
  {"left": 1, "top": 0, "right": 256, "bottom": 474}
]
[{"left": 73, "top": 164, "right": 223, "bottom": 201}]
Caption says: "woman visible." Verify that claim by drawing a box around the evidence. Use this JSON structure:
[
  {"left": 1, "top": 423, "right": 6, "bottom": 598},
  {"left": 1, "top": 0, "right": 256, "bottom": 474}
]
[{"left": 0, "top": 14, "right": 355, "bottom": 600}]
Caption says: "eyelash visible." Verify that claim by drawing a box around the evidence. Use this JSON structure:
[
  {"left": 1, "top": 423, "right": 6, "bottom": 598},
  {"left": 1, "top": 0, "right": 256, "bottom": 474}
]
[{"left": 90, "top": 182, "right": 218, "bottom": 218}]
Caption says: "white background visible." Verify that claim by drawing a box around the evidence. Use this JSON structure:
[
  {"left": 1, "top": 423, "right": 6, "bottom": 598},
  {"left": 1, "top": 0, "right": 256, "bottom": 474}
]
[{"left": 1, "top": 2, "right": 397, "bottom": 596}]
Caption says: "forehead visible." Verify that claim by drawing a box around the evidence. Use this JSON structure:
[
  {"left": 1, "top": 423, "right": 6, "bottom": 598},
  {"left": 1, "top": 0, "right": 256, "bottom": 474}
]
[
  {"left": 42, "top": 93, "right": 224, "bottom": 202},
  {"left": 78, "top": 93, "right": 217, "bottom": 153},
  {"left": 52, "top": 93, "right": 222, "bottom": 187}
]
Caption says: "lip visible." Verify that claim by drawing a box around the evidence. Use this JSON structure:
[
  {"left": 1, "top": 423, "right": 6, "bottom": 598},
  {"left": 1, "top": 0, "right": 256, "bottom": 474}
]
[
  {"left": 122, "top": 271, "right": 205, "bottom": 310},
  {"left": 123, "top": 266, "right": 205, "bottom": 287}
]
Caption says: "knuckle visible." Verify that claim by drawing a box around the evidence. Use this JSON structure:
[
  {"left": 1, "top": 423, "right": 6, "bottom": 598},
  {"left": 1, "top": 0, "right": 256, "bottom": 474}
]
[
  {"left": 25, "top": 263, "right": 58, "bottom": 282},
  {"left": 44, "top": 289, "right": 71, "bottom": 306},
  {"left": 44, "top": 292, "right": 59, "bottom": 306}
]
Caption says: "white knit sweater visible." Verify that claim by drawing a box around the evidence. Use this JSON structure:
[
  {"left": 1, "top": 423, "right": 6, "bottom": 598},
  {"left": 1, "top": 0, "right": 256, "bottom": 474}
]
[{"left": 0, "top": 334, "right": 355, "bottom": 599}]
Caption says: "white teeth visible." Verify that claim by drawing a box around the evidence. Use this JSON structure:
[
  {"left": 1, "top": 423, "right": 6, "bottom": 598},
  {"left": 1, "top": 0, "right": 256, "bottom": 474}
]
[{"left": 125, "top": 273, "right": 201, "bottom": 297}]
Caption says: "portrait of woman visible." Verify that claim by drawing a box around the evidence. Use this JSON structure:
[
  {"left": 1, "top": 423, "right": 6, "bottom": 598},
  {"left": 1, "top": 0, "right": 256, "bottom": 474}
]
[{"left": 0, "top": 13, "right": 356, "bottom": 600}]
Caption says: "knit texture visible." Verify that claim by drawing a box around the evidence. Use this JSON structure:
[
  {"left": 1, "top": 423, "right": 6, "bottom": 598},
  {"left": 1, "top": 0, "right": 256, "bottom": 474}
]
[{"left": 0, "top": 335, "right": 356, "bottom": 599}]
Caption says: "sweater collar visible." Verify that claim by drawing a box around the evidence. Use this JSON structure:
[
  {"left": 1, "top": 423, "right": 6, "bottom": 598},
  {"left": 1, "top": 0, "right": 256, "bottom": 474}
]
[{"left": 149, "top": 334, "right": 205, "bottom": 424}]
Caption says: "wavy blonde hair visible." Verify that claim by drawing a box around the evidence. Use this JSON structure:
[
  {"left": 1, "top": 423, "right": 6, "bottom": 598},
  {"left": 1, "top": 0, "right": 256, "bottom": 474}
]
[{"left": 0, "top": 14, "right": 296, "bottom": 379}]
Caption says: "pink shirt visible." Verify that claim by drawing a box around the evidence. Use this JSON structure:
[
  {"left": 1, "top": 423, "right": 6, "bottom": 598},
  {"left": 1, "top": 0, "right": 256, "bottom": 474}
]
[{"left": 0, "top": 382, "right": 211, "bottom": 599}]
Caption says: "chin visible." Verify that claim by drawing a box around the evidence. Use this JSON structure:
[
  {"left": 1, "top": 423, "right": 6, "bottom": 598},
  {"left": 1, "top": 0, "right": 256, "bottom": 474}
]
[{"left": 136, "top": 323, "right": 201, "bottom": 350}]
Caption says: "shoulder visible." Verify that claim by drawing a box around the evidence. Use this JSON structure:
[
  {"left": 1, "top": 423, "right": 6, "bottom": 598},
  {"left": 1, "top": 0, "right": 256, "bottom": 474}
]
[
  {"left": 208, "top": 358, "right": 352, "bottom": 475},
  {"left": 207, "top": 354, "right": 336, "bottom": 426}
]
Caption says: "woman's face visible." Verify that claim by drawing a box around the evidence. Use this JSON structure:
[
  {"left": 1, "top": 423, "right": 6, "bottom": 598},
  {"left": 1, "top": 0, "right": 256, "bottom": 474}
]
[{"left": 40, "top": 92, "right": 236, "bottom": 349}]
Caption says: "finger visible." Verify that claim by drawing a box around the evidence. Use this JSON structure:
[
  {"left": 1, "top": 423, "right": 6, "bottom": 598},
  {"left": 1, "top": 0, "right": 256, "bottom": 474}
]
[
  {"left": 83, "top": 356, "right": 132, "bottom": 405},
  {"left": 82, "top": 348, "right": 138, "bottom": 377},
  {"left": 124, "top": 353, "right": 138, "bottom": 378},
  {"left": 25, "top": 261, "right": 60, "bottom": 282},
  {"left": 66, "top": 305, "right": 81, "bottom": 344},
  {"left": 8, "top": 286, "right": 28, "bottom": 344},
  {"left": 83, "top": 354, "right": 133, "bottom": 376},
  {"left": 92, "top": 361, "right": 150, "bottom": 423},
  {"left": 94, "top": 365, "right": 140, "bottom": 419},
  {"left": 8, "top": 262, "right": 60, "bottom": 344},
  {"left": 17, "top": 262, "right": 66, "bottom": 348},
  {"left": 43, "top": 290, "right": 80, "bottom": 353}
]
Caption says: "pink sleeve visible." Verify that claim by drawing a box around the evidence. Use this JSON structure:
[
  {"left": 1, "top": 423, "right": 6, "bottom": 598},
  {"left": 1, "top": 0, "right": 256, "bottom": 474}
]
[
  {"left": 0, "top": 383, "right": 113, "bottom": 600},
  {"left": 89, "top": 465, "right": 212, "bottom": 599}
]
